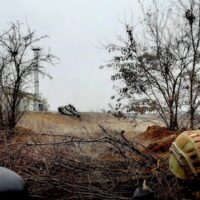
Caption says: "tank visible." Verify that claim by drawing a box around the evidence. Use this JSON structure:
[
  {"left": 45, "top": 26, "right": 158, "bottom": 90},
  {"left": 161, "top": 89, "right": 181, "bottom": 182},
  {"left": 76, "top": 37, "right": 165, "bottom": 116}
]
[{"left": 58, "top": 104, "right": 80, "bottom": 118}]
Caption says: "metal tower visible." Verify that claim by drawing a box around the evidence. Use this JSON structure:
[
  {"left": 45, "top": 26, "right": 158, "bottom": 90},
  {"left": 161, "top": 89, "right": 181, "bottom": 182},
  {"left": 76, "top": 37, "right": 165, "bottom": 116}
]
[{"left": 32, "top": 47, "right": 41, "bottom": 111}]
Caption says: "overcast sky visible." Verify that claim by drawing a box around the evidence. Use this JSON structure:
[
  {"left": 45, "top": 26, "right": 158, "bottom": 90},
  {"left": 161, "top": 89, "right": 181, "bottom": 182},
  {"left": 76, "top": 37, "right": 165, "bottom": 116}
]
[{"left": 0, "top": 0, "right": 143, "bottom": 111}]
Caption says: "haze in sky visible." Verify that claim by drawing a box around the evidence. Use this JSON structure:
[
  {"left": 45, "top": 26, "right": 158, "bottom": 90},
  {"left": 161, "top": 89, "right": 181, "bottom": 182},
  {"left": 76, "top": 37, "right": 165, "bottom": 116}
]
[{"left": 0, "top": 0, "right": 143, "bottom": 111}]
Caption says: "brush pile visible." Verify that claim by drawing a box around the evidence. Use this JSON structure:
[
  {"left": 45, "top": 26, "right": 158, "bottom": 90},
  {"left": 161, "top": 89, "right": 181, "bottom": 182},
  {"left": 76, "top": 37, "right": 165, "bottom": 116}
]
[{"left": 0, "top": 127, "right": 186, "bottom": 199}]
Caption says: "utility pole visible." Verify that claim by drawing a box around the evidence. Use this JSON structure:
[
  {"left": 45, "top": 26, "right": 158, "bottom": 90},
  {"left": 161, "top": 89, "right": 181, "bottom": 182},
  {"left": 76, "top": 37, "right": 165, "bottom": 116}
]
[{"left": 32, "top": 47, "right": 41, "bottom": 111}]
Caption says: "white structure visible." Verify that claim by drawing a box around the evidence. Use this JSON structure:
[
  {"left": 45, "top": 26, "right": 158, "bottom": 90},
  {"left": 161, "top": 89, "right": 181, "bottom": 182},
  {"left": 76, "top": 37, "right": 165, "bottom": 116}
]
[{"left": 0, "top": 87, "right": 49, "bottom": 112}]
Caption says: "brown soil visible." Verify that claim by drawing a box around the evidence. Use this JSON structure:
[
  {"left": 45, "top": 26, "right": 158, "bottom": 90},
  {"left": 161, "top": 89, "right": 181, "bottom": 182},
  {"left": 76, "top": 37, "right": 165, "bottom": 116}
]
[{"left": 135, "top": 125, "right": 182, "bottom": 154}]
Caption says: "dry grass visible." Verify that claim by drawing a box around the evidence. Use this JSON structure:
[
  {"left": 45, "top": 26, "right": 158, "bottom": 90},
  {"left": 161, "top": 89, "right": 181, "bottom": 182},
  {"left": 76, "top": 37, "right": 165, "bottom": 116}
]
[
  {"left": 18, "top": 112, "right": 163, "bottom": 139},
  {"left": 16, "top": 112, "right": 166, "bottom": 160},
  {"left": 0, "top": 113, "right": 188, "bottom": 199},
  {"left": 0, "top": 127, "right": 186, "bottom": 200}
]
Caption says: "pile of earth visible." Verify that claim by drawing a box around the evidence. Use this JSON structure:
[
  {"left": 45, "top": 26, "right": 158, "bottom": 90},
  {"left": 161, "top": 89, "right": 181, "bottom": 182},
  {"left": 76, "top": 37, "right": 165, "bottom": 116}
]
[{"left": 135, "top": 125, "right": 181, "bottom": 153}]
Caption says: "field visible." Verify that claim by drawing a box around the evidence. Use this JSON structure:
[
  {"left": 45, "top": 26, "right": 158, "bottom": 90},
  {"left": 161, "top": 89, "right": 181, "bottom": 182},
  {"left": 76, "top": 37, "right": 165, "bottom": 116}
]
[
  {"left": 0, "top": 112, "right": 188, "bottom": 199},
  {"left": 18, "top": 112, "right": 164, "bottom": 137}
]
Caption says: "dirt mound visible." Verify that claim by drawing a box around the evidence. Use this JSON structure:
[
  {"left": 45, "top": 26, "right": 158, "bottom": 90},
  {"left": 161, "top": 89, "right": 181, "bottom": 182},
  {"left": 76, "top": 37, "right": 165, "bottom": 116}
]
[
  {"left": 143, "top": 125, "right": 175, "bottom": 139},
  {"left": 135, "top": 125, "right": 182, "bottom": 153},
  {"left": 148, "top": 135, "right": 177, "bottom": 153}
]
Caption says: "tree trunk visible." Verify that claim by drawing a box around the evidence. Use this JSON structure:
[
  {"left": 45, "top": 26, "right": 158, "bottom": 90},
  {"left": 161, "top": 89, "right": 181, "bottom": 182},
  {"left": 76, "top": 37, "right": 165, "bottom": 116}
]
[
  {"left": 169, "top": 106, "right": 177, "bottom": 131},
  {"left": 190, "top": 105, "right": 195, "bottom": 129},
  {"left": 190, "top": 76, "right": 195, "bottom": 129}
]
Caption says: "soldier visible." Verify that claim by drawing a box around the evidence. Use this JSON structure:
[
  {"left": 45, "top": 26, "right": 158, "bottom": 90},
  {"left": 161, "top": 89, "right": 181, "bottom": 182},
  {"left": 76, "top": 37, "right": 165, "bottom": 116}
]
[
  {"left": 169, "top": 130, "right": 200, "bottom": 199},
  {"left": 0, "top": 167, "right": 28, "bottom": 199}
]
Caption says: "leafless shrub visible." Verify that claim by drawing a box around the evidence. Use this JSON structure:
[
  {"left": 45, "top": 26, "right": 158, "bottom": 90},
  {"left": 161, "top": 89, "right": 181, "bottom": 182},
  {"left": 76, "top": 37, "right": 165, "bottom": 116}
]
[
  {"left": 0, "top": 22, "right": 56, "bottom": 130},
  {"left": 0, "top": 128, "right": 187, "bottom": 199}
]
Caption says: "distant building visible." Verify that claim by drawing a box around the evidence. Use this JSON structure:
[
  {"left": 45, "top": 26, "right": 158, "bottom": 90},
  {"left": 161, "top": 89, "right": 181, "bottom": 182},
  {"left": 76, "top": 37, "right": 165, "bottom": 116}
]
[
  {"left": 0, "top": 87, "right": 49, "bottom": 112},
  {"left": 20, "top": 92, "right": 49, "bottom": 111}
]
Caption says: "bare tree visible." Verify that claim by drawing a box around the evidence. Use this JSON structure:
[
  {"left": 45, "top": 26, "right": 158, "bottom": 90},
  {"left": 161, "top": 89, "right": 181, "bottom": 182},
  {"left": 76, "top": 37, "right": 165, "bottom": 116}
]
[
  {"left": 175, "top": 0, "right": 200, "bottom": 128},
  {"left": 101, "top": 1, "right": 192, "bottom": 130},
  {"left": 0, "top": 22, "right": 56, "bottom": 130}
]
